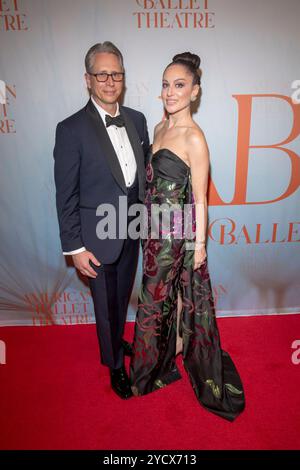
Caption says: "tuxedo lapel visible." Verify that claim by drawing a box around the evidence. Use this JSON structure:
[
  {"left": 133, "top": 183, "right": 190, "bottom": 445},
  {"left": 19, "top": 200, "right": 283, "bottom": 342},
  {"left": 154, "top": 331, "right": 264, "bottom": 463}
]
[
  {"left": 85, "top": 99, "right": 127, "bottom": 194},
  {"left": 120, "top": 106, "right": 145, "bottom": 198}
]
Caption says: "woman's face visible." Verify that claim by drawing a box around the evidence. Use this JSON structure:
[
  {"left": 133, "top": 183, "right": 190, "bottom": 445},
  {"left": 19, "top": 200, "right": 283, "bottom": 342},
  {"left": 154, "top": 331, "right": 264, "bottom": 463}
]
[{"left": 161, "top": 64, "right": 199, "bottom": 115}]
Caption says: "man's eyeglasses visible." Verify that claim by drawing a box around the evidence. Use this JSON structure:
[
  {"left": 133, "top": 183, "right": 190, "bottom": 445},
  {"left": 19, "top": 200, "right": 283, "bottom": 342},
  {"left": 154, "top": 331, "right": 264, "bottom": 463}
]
[{"left": 89, "top": 72, "right": 125, "bottom": 83}]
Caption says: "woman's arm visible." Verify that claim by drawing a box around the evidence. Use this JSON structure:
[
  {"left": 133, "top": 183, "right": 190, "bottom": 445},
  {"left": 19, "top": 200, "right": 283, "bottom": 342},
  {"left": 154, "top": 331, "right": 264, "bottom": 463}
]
[{"left": 187, "top": 129, "right": 210, "bottom": 268}]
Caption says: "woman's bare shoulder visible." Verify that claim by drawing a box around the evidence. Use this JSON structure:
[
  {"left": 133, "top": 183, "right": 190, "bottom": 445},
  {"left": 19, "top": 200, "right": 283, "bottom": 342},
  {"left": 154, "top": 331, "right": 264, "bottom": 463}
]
[{"left": 186, "top": 125, "right": 207, "bottom": 148}]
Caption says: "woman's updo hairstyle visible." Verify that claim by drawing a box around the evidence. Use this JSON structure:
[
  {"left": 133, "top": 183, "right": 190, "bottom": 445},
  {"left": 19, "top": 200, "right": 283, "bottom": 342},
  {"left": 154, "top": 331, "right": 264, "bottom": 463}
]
[{"left": 167, "top": 52, "right": 201, "bottom": 85}]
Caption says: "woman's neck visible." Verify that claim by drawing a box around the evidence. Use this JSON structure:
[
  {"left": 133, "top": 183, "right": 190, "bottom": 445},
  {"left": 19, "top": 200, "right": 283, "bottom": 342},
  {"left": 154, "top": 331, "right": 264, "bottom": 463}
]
[{"left": 167, "top": 106, "right": 192, "bottom": 129}]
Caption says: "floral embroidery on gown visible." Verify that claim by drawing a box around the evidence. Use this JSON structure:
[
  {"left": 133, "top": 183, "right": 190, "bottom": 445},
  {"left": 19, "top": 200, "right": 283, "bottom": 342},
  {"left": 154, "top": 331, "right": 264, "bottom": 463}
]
[{"left": 130, "top": 148, "right": 245, "bottom": 421}]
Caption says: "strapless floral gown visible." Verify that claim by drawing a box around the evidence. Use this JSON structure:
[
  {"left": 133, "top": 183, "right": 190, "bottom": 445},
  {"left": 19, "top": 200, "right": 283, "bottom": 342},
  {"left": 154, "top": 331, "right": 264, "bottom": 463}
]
[{"left": 130, "top": 148, "right": 245, "bottom": 421}]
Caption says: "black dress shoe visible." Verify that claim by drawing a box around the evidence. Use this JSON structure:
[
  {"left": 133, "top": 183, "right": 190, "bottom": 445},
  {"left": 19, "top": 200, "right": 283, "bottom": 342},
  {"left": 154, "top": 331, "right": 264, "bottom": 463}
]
[
  {"left": 121, "top": 339, "right": 133, "bottom": 357},
  {"left": 110, "top": 365, "right": 133, "bottom": 400}
]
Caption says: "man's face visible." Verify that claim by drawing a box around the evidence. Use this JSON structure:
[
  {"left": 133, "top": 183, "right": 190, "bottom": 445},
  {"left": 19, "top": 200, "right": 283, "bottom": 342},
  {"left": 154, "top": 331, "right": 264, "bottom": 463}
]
[{"left": 85, "top": 52, "right": 124, "bottom": 109}]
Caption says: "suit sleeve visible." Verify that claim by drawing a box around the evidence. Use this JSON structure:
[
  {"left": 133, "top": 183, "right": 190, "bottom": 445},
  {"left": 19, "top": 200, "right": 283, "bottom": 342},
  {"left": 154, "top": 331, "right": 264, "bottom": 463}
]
[
  {"left": 141, "top": 114, "right": 150, "bottom": 164},
  {"left": 53, "top": 122, "right": 83, "bottom": 253}
]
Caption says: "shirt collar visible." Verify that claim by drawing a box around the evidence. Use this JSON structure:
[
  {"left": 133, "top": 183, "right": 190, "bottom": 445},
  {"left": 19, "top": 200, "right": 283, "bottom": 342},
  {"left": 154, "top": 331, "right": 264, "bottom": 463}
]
[{"left": 91, "top": 96, "right": 120, "bottom": 124}]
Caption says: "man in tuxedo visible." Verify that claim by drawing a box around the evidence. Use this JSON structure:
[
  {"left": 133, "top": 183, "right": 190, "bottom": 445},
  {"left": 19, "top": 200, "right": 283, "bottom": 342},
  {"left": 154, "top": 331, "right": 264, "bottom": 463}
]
[{"left": 54, "top": 42, "right": 149, "bottom": 399}]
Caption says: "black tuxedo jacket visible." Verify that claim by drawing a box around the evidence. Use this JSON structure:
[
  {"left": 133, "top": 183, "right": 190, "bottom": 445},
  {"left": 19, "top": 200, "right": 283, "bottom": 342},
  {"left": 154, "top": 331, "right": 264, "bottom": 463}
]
[{"left": 54, "top": 99, "right": 149, "bottom": 263}]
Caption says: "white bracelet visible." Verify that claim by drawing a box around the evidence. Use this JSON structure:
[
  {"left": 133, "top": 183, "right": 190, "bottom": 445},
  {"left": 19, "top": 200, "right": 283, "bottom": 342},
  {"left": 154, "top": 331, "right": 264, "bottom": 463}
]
[{"left": 194, "top": 241, "right": 206, "bottom": 249}]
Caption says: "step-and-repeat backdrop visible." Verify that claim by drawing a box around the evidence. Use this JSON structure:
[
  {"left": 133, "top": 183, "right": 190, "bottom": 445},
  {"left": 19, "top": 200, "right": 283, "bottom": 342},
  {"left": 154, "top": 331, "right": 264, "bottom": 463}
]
[{"left": 0, "top": 0, "right": 299, "bottom": 325}]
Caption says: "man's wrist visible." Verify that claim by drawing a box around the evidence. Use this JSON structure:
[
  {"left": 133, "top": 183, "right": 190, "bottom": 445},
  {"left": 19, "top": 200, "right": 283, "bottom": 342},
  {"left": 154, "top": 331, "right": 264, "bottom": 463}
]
[{"left": 63, "top": 247, "right": 86, "bottom": 256}]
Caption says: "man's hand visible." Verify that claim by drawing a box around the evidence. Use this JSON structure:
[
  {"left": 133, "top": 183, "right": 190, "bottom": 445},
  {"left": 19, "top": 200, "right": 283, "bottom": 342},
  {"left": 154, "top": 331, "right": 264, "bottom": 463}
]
[{"left": 72, "top": 251, "right": 101, "bottom": 278}]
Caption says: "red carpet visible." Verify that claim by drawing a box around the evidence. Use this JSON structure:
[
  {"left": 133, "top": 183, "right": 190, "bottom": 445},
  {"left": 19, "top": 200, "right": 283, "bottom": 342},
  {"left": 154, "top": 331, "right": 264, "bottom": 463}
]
[{"left": 0, "top": 315, "right": 300, "bottom": 450}]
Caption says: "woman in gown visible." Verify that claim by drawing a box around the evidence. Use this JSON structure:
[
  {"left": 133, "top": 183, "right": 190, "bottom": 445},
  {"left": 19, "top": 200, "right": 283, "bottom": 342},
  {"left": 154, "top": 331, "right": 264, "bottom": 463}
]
[{"left": 130, "top": 52, "right": 245, "bottom": 421}]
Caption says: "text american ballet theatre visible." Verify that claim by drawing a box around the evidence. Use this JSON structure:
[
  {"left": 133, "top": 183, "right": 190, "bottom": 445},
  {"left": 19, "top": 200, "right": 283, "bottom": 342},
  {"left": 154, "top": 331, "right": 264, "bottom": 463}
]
[
  {"left": 133, "top": 0, "right": 215, "bottom": 29},
  {"left": 0, "top": 0, "right": 28, "bottom": 31}
]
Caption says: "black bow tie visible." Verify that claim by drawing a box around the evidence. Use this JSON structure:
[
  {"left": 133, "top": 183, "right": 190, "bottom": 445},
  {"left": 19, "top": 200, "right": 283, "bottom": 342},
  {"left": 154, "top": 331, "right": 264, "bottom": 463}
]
[{"left": 105, "top": 114, "right": 125, "bottom": 128}]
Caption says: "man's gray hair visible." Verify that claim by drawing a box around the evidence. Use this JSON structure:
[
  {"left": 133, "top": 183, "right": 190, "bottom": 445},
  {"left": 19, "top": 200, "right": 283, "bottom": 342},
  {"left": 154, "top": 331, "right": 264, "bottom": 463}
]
[{"left": 85, "top": 42, "right": 124, "bottom": 73}]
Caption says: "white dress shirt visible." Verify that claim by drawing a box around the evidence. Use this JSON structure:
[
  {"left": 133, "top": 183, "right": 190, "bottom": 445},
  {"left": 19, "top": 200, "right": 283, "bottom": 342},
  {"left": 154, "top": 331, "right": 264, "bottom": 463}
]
[{"left": 63, "top": 97, "right": 137, "bottom": 256}]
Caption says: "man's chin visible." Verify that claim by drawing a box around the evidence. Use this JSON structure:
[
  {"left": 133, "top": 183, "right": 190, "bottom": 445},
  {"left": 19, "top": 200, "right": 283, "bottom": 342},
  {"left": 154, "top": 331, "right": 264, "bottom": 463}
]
[
  {"left": 102, "top": 98, "right": 120, "bottom": 105},
  {"left": 103, "top": 93, "right": 120, "bottom": 101}
]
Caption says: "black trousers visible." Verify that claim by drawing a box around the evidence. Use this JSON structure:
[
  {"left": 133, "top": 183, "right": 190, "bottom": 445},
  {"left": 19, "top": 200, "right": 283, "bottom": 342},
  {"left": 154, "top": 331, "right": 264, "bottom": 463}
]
[{"left": 89, "top": 178, "right": 140, "bottom": 369}]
